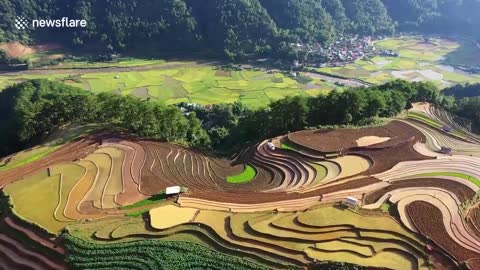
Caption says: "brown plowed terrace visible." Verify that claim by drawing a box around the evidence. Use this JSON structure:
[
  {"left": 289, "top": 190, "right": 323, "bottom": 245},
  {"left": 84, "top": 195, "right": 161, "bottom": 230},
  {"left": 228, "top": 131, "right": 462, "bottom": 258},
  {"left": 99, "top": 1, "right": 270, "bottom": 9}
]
[
  {"left": 2, "top": 119, "right": 480, "bottom": 268},
  {"left": 0, "top": 121, "right": 434, "bottom": 206}
]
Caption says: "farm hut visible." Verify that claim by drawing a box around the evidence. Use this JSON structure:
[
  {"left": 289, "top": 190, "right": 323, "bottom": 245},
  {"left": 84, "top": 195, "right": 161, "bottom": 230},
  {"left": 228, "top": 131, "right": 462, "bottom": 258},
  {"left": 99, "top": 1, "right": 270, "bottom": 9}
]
[
  {"left": 342, "top": 197, "right": 358, "bottom": 208},
  {"left": 267, "top": 142, "right": 276, "bottom": 151},
  {"left": 442, "top": 125, "right": 453, "bottom": 133},
  {"left": 166, "top": 186, "right": 182, "bottom": 196},
  {"left": 440, "top": 147, "right": 453, "bottom": 155}
]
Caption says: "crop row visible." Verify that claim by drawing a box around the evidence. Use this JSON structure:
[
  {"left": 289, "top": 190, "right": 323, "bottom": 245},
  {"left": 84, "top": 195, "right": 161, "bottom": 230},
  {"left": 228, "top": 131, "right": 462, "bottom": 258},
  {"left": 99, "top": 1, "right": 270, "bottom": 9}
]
[
  {"left": 407, "top": 201, "right": 480, "bottom": 269},
  {"left": 364, "top": 186, "right": 480, "bottom": 263},
  {"left": 79, "top": 216, "right": 299, "bottom": 269},
  {"left": 143, "top": 205, "right": 427, "bottom": 269},
  {"left": 64, "top": 234, "right": 272, "bottom": 270}
]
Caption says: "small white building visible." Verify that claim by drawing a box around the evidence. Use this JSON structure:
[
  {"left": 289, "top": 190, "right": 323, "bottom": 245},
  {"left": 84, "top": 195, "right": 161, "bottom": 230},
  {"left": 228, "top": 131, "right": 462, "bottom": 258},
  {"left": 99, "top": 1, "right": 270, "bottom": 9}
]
[
  {"left": 166, "top": 186, "right": 181, "bottom": 195},
  {"left": 343, "top": 196, "right": 358, "bottom": 208},
  {"left": 267, "top": 142, "right": 276, "bottom": 151}
]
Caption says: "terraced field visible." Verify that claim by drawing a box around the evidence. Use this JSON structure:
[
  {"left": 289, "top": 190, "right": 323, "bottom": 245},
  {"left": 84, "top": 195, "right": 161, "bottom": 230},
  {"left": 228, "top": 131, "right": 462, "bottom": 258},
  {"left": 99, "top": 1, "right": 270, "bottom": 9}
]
[{"left": 1, "top": 103, "right": 480, "bottom": 269}]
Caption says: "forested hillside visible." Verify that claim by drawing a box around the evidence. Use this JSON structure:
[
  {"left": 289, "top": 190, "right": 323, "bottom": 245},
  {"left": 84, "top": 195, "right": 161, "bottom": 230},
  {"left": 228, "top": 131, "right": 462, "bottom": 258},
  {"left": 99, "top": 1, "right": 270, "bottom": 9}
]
[
  {"left": 0, "top": 0, "right": 479, "bottom": 59},
  {"left": 0, "top": 78, "right": 450, "bottom": 156}
]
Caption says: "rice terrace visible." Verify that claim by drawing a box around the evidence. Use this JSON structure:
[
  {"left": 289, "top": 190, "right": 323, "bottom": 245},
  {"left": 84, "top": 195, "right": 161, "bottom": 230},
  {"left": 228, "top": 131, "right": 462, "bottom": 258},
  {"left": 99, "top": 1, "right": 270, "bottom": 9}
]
[
  {"left": 2, "top": 1, "right": 480, "bottom": 269},
  {"left": 1, "top": 97, "right": 480, "bottom": 269}
]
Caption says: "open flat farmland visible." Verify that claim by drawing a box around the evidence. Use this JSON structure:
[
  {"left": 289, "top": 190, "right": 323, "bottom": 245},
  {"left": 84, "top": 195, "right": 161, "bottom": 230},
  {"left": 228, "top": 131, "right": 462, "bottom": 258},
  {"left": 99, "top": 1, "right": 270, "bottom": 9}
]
[
  {"left": 317, "top": 36, "right": 480, "bottom": 88},
  {"left": 0, "top": 66, "right": 335, "bottom": 108},
  {"left": 1, "top": 103, "right": 480, "bottom": 269}
]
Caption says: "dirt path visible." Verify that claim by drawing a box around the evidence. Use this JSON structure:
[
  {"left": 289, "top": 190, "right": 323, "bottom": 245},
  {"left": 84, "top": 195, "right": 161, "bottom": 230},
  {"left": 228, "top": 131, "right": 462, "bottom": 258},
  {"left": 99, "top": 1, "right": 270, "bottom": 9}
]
[
  {"left": 301, "top": 72, "right": 370, "bottom": 87},
  {"left": 0, "top": 59, "right": 370, "bottom": 91},
  {"left": 0, "top": 61, "right": 219, "bottom": 76}
]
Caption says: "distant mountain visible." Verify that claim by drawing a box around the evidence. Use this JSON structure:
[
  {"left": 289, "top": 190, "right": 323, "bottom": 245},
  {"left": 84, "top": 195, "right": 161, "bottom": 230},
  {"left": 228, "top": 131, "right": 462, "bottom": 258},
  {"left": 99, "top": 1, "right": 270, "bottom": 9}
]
[{"left": 0, "top": 0, "right": 479, "bottom": 59}]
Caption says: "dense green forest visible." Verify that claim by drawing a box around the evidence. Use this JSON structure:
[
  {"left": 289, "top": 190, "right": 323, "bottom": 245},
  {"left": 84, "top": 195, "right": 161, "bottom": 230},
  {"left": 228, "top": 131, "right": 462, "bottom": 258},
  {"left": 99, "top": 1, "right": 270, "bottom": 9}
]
[
  {"left": 1, "top": 0, "right": 479, "bottom": 59},
  {"left": 0, "top": 80, "right": 210, "bottom": 155},
  {"left": 444, "top": 83, "right": 480, "bottom": 130},
  {"left": 0, "top": 79, "right": 459, "bottom": 157}
]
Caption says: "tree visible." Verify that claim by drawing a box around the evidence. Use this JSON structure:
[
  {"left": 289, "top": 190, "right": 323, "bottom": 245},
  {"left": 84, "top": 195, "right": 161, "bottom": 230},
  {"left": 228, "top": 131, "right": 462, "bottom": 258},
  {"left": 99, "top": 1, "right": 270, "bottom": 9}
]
[
  {"left": 260, "top": 0, "right": 336, "bottom": 44},
  {"left": 365, "top": 90, "right": 387, "bottom": 118},
  {"left": 342, "top": 0, "right": 395, "bottom": 35},
  {"left": 322, "top": 0, "right": 349, "bottom": 35}
]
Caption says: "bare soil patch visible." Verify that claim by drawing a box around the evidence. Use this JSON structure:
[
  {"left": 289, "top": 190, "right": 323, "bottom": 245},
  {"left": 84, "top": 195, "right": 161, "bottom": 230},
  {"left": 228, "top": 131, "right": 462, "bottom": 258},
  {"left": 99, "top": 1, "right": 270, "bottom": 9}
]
[
  {"left": 407, "top": 201, "right": 479, "bottom": 263},
  {"left": 0, "top": 42, "right": 61, "bottom": 58},
  {"left": 365, "top": 178, "right": 475, "bottom": 205},
  {"left": 0, "top": 134, "right": 100, "bottom": 188},
  {"left": 356, "top": 136, "right": 390, "bottom": 147},
  {"left": 215, "top": 70, "right": 232, "bottom": 77},
  {"left": 132, "top": 87, "right": 150, "bottom": 100},
  {"left": 289, "top": 121, "right": 421, "bottom": 153}
]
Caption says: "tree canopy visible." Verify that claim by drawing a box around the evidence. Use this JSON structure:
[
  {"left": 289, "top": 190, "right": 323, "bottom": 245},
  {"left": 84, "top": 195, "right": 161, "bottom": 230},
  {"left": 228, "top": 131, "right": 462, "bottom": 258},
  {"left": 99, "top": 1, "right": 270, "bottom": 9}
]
[
  {"left": 0, "top": 79, "right": 475, "bottom": 157},
  {"left": 2, "top": 0, "right": 479, "bottom": 59}
]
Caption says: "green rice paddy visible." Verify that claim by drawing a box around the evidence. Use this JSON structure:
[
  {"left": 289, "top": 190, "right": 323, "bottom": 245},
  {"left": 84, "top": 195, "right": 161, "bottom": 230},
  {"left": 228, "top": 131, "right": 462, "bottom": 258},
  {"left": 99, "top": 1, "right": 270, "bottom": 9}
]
[
  {"left": 407, "top": 112, "right": 443, "bottom": 128},
  {"left": 317, "top": 36, "right": 480, "bottom": 87},
  {"left": 281, "top": 141, "right": 301, "bottom": 151},
  {"left": 0, "top": 67, "right": 332, "bottom": 108},
  {"left": 2, "top": 36, "right": 479, "bottom": 110},
  {"left": 227, "top": 165, "right": 257, "bottom": 184}
]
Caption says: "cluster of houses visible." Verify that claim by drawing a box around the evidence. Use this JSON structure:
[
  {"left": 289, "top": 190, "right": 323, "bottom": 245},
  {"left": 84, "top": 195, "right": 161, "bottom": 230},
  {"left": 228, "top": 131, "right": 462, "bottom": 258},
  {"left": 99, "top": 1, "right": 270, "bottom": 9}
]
[
  {"left": 290, "top": 35, "right": 402, "bottom": 69},
  {"left": 291, "top": 36, "right": 376, "bottom": 68}
]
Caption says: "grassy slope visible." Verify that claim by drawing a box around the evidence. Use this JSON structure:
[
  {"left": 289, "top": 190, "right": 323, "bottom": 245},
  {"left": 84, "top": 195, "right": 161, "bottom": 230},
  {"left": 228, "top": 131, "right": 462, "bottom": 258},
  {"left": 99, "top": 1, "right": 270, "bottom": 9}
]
[
  {"left": 0, "top": 124, "right": 98, "bottom": 172},
  {"left": 227, "top": 165, "right": 257, "bottom": 184},
  {"left": 4, "top": 171, "right": 69, "bottom": 233}
]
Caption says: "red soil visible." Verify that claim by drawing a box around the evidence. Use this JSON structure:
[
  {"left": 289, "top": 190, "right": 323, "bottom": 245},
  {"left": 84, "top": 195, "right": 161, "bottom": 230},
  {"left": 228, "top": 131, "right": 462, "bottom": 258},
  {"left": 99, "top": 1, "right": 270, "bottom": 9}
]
[
  {"left": 288, "top": 121, "right": 422, "bottom": 153},
  {"left": 364, "top": 178, "right": 476, "bottom": 204},
  {"left": 469, "top": 259, "right": 480, "bottom": 270},
  {"left": 430, "top": 250, "right": 459, "bottom": 270},
  {"left": 406, "top": 201, "right": 480, "bottom": 264},
  {"left": 347, "top": 138, "right": 432, "bottom": 176},
  {"left": 2, "top": 215, "right": 64, "bottom": 254},
  {"left": 0, "top": 233, "right": 66, "bottom": 270},
  {"left": 105, "top": 141, "right": 147, "bottom": 205},
  {"left": 0, "top": 42, "right": 61, "bottom": 58},
  {"left": 467, "top": 208, "right": 480, "bottom": 241},
  {"left": 0, "top": 134, "right": 101, "bottom": 188},
  {"left": 183, "top": 177, "right": 379, "bottom": 204},
  {"left": 138, "top": 141, "right": 268, "bottom": 195}
]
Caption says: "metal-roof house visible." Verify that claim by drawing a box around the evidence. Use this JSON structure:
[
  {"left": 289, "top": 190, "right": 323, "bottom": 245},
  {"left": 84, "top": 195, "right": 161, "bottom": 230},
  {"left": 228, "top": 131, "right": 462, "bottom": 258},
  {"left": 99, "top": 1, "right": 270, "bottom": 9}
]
[
  {"left": 166, "top": 186, "right": 182, "bottom": 195},
  {"left": 343, "top": 196, "right": 358, "bottom": 207}
]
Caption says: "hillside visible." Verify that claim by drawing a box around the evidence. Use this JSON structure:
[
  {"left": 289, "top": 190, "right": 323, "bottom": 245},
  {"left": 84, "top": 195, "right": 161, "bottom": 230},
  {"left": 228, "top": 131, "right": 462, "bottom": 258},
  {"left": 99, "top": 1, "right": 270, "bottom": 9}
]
[
  {"left": 1, "top": 103, "right": 480, "bottom": 269},
  {"left": 1, "top": 0, "right": 479, "bottom": 59},
  {"left": 1, "top": 1, "right": 480, "bottom": 268}
]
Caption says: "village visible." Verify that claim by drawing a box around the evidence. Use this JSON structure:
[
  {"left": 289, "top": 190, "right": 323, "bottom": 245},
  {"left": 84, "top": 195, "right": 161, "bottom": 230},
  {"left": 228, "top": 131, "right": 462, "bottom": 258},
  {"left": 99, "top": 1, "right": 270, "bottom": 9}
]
[{"left": 290, "top": 35, "right": 399, "bottom": 69}]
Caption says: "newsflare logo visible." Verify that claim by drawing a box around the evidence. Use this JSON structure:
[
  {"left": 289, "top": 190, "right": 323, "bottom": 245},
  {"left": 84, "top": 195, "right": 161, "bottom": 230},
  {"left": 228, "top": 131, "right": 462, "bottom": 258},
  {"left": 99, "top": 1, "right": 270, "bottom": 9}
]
[
  {"left": 15, "top": 16, "right": 29, "bottom": 30},
  {"left": 14, "top": 15, "right": 87, "bottom": 30}
]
